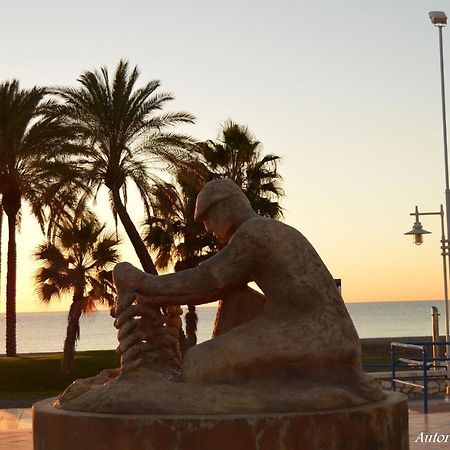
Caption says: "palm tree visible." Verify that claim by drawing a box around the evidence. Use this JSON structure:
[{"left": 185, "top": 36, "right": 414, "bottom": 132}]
[
  {"left": 0, "top": 204, "right": 3, "bottom": 298},
  {"left": 53, "top": 60, "right": 196, "bottom": 275},
  {"left": 35, "top": 213, "right": 119, "bottom": 374},
  {"left": 146, "top": 121, "right": 284, "bottom": 263},
  {"left": 145, "top": 181, "right": 217, "bottom": 269},
  {"left": 0, "top": 80, "right": 81, "bottom": 357},
  {"left": 145, "top": 121, "right": 284, "bottom": 345},
  {"left": 144, "top": 181, "right": 217, "bottom": 348},
  {"left": 197, "top": 120, "right": 284, "bottom": 219}
]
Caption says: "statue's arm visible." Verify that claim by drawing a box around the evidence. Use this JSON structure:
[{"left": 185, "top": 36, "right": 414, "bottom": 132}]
[
  {"left": 114, "top": 224, "right": 257, "bottom": 308},
  {"left": 144, "top": 284, "right": 265, "bottom": 306}
]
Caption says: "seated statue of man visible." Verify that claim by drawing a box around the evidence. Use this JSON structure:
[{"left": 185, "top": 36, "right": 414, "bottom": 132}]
[{"left": 114, "top": 179, "right": 383, "bottom": 404}]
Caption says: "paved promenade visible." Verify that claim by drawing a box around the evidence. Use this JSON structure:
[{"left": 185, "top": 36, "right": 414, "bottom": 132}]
[
  {"left": 1, "top": 400, "right": 450, "bottom": 449},
  {"left": 409, "top": 400, "right": 450, "bottom": 449},
  {"left": 0, "top": 408, "right": 31, "bottom": 450}
]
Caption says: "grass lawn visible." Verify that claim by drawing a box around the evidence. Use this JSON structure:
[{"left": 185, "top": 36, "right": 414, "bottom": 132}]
[
  {"left": 0, "top": 350, "right": 119, "bottom": 399},
  {"left": 0, "top": 342, "right": 398, "bottom": 401}
]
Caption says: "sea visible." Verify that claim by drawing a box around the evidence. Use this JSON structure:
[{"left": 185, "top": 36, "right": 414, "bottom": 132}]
[{"left": 0, "top": 300, "right": 448, "bottom": 355}]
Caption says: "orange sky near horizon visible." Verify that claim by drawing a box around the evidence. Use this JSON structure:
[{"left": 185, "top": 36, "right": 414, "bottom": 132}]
[{"left": 1, "top": 187, "right": 447, "bottom": 314}]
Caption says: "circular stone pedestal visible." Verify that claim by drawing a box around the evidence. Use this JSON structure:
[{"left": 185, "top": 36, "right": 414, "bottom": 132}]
[{"left": 33, "top": 391, "right": 408, "bottom": 450}]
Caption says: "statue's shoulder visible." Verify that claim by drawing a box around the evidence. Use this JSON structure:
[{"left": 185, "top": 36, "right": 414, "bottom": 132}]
[
  {"left": 234, "top": 215, "right": 278, "bottom": 237},
  {"left": 237, "top": 215, "right": 305, "bottom": 242},
  {"left": 239, "top": 214, "right": 267, "bottom": 226}
]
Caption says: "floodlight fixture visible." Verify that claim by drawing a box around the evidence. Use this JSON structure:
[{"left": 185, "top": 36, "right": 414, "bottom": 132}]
[{"left": 429, "top": 11, "right": 447, "bottom": 26}]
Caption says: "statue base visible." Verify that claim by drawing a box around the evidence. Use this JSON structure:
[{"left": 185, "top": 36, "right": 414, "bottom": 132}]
[{"left": 33, "top": 391, "right": 408, "bottom": 450}]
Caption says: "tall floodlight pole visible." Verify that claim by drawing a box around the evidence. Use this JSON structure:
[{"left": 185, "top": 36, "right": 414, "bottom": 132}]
[{"left": 430, "top": 11, "right": 450, "bottom": 392}]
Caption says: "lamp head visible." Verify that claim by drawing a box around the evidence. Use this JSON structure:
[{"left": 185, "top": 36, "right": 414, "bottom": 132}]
[
  {"left": 404, "top": 221, "right": 432, "bottom": 245},
  {"left": 429, "top": 11, "right": 447, "bottom": 26}
]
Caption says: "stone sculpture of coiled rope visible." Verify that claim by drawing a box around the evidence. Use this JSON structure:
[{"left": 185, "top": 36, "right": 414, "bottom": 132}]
[{"left": 112, "top": 292, "right": 183, "bottom": 378}]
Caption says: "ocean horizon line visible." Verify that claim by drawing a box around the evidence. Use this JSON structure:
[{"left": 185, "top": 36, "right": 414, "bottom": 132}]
[
  {"left": 0, "top": 300, "right": 445, "bottom": 353},
  {"left": 0, "top": 297, "right": 446, "bottom": 315}
]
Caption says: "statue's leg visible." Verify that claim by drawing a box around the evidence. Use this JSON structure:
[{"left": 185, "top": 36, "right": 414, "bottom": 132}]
[
  {"left": 212, "top": 286, "right": 265, "bottom": 337},
  {"left": 183, "top": 315, "right": 307, "bottom": 383},
  {"left": 182, "top": 314, "right": 383, "bottom": 405}
]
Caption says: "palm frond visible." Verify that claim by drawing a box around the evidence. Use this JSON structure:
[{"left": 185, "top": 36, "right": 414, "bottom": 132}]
[{"left": 34, "top": 212, "right": 120, "bottom": 308}]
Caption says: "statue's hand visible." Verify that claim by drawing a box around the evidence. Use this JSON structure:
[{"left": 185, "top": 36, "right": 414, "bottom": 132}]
[
  {"left": 113, "top": 262, "right": 157, "bottom": 315},
  {"left": 113, "top": 262, "right": 148, "bottom": 291},
  {"left": 115, "top": 291, "right": 137, "bottom": 317}
]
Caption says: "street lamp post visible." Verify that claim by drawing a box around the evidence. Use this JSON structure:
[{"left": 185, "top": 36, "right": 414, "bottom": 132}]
[
  {"left": 429, "top": 12, "right": 450, "bottom": 250},
  {"left": 405, "top": 206, "right": 450, "bottom": 367},
  {"left": 416, "top": 11, "right": 450, "bottom": 393}
]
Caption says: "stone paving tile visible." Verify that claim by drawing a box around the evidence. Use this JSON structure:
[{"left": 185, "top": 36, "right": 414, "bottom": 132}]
[
  {"left": 411, "top": 446, "right": 449, "bottom": 450},
  {"left": 409, "top": 401, "right": 450, "bottom": 449},
  {"left": 0, "top": 431, "right": 32, "bottom": 450},
  {"left": 410, "top": 433, "right": 450, "bottom": 448},
  {"left": 0, "top": 409, "right": 22, "bottom": 420},
  {"left": 16, "top": 420, "right": 32, "bottom": 431},
  {"left": 20, "top": 410, "right": 31, "bottom": 420},
  {"left": 0, "top": 419, "right": 20, "bottom": 431}
]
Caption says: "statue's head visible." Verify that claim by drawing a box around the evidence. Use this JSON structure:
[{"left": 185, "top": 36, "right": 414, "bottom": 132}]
[{"left": 194, "top": 179, "right": 255, "bottom": 243}]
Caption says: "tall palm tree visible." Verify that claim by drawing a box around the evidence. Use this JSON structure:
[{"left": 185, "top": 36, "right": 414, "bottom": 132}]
[
  {"left": 197, "top": 120, "right": 284, "bottom": 219},
  {"left": 35, "top": 213, "right": 119, "bottom": 374},
  {"left": 145, "top": 121, "right": 284, "bottom": 264},
  {"left": 0, "top": 204, "right": 3, "bottom": 298},
  {"left": 145, "top": 181, "right": 217, "bottom": 270},
  {"left": 145, "top": 121, "right": 284, "bottom": 345},
  {"left": 0, "top": 80, "right": 81, "bottom": 357},
  {"left": 144, "top": 181, "right": 217, "bottom": 348},
  {"left": 53, "top": 60, "right": 196, "bottom": 275}
]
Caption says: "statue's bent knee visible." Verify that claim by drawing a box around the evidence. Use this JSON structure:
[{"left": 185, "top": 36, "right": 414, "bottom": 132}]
[{"left": 182, "top": 340, "right": 223, "bottom": 382}]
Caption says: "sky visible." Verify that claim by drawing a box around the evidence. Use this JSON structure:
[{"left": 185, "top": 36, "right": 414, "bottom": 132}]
[{"left": 1, "top": 0, "right": 450, "bottom": 312}]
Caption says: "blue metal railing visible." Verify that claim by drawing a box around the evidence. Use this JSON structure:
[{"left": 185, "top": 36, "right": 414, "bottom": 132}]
[{"left": 391, "top": 341, "right": 450, "bottom": 414}]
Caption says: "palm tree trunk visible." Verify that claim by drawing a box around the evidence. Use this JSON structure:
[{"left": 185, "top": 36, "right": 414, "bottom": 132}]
[
  {"left": 178, "top": 326, "right": 189, "bottom": 356},
  {"left": 111, "top": 187, "right": 157, "bottom": 275},
  {"left": 0, "top": 203, "right": 3, "bottom": 298},
  {"left": 5, "top": 212, "right": 17, "bottom": 357},
  {"left": 60, "top": 298, "right": 83, "bottom": 375},
  {"left": 185, "top": 305, "right": 198, "bottom": 347}
]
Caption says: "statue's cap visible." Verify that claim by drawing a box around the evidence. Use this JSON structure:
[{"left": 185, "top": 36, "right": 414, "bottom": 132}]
[{"left": 194, "top": 179, "right": 244, "bottom": 222}]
